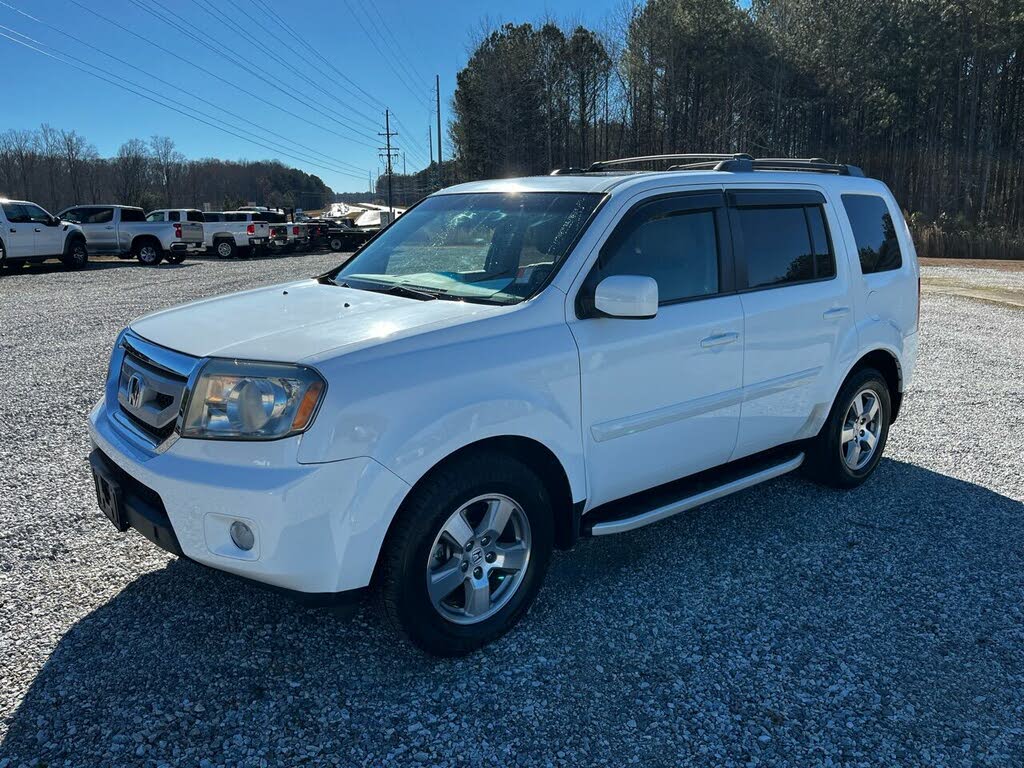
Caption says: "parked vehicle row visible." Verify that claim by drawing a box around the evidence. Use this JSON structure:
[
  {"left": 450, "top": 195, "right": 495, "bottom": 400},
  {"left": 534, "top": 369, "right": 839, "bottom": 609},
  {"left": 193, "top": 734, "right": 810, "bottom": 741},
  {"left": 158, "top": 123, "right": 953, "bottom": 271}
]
[{"left": 0, "top": 197, "right": 376, "bottom": 272}]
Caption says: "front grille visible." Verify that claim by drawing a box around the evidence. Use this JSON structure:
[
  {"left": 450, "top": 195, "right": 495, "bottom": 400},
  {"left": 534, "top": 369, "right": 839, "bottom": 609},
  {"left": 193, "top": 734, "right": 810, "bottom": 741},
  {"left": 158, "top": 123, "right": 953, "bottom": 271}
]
[{"left": 115, "top": 337, "right": 195, "bottom": 445}]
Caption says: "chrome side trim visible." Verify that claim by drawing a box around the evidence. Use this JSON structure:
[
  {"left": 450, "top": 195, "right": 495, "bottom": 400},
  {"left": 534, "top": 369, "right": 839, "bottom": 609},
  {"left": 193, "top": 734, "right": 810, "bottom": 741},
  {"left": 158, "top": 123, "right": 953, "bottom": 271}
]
[
  {"left": 589, "top": 452, "right": 805, "bottom": 536},
  {"left": 590, "top": 367, "right": 822, "bottom": 443}
]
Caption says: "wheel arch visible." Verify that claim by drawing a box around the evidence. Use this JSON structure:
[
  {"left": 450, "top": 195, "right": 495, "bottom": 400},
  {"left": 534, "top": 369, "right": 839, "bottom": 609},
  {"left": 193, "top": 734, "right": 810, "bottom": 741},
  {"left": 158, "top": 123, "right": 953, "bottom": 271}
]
[
  {"left": 840, "top": 347, "right": 904, "bottom": 421},
  {"left": 131, "top": 234, "right": 162, "bottom": 253},
  {"left": 377, "top": 435, "right": 580, "bottom": 584}
]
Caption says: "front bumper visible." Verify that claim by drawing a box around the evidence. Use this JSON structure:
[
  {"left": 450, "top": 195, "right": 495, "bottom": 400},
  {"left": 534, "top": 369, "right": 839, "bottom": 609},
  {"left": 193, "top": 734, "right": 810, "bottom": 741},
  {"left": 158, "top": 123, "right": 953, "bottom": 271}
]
[{"left": 88, "top": 397, "right": 410, "bottom": 594}]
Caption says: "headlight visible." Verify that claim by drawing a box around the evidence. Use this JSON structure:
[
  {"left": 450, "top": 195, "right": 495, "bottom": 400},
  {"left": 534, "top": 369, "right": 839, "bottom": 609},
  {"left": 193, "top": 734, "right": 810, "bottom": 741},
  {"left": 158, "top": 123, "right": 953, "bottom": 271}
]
[{"left": 181, "top": 359, "right": 326, "bottom": 440}]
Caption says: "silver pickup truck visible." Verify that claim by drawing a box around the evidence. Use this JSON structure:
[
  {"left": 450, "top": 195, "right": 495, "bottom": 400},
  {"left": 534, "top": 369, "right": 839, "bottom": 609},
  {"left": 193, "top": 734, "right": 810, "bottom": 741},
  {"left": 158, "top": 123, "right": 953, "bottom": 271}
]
[{"left": 57, "top": 204, "right": 204, "bottom": 265}]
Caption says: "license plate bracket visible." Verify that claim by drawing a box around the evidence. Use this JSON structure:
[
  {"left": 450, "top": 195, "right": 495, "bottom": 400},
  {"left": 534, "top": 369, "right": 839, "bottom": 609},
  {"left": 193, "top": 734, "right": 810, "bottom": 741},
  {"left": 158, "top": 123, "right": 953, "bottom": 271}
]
[{"left": 92, "top": 461, "right": 128, "bottom": 532}]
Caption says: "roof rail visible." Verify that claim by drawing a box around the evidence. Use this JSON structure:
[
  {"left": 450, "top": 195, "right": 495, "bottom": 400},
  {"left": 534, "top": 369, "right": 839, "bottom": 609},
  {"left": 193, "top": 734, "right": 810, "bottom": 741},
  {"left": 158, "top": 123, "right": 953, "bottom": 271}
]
[{"left": 550, "top": 153, "right": 864, "bottom": 177}]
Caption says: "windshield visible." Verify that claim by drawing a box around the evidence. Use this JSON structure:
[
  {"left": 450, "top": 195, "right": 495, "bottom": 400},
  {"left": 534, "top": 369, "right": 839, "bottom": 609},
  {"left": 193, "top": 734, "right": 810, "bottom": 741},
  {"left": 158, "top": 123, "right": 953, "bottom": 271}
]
[{"left": 332, "top": 192, "right": 602, "bottom": 305}]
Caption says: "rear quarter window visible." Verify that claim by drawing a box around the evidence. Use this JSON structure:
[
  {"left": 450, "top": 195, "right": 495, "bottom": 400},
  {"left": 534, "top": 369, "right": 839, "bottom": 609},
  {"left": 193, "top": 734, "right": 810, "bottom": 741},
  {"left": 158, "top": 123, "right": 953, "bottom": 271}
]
[{"left": 842, "top": 194, "right": 903, "bottom": 274}]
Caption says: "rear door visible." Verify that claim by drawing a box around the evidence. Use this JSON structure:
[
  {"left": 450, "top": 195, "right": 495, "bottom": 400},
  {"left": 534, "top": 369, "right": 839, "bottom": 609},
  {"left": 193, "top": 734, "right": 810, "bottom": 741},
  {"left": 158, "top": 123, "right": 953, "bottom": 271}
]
[
  {"left": 64, "top": 206, "right": 117, "bottom": 253},
  {"left": 724, "top": 187, "right": 857, "bottom": 459},
  {"left": 1, "top": 203, "right": 33, "bottom": 259},
  {"left": 568, "top": 190, "right": 745, "bottom": 507}
]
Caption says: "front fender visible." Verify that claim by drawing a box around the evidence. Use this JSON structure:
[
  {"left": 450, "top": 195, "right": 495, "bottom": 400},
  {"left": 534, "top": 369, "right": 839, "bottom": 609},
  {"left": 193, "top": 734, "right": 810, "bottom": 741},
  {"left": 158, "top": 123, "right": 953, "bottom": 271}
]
[{"left": 295, "top": 318, "right": 586, "bottom": 503}]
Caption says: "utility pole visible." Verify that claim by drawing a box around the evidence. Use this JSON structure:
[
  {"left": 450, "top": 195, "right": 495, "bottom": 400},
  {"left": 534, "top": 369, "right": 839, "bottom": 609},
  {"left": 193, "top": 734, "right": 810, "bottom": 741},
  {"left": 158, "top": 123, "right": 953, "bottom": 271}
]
[
  {"left": 402, "top": 151, "right": 407, "bottom": 176},
  {"left": 378, "top": 109, "right": 399, "bottom": 218},
  {"left": 435, "top": 74, "right": 442, "bottom": 188}
]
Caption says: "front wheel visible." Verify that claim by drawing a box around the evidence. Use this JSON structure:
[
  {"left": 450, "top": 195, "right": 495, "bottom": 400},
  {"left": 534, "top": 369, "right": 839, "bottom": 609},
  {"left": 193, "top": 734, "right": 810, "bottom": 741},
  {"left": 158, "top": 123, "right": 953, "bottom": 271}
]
[
  {"left": 329, "top": 236, "right": 344, "bottom": 252},
  {"left": 61, "top": 238, "right": 89, "bottom": 269},
  {"left": 378, "top": 452, "right": 553, "bottom": 656},
  {"left": 806, "top": 368, "right": 891, "bottom": 488}
]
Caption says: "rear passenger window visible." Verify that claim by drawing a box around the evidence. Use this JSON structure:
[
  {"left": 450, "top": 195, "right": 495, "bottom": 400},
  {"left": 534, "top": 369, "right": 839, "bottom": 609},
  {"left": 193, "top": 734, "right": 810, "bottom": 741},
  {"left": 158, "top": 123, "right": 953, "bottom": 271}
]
[
  {"left": 597, "top": 208, "right": 720, "bottom": 303},
  {"left": 120, "top": 208, "right": 146, "bottom": 222},
  {"left": 187, "top": 210, "right": 204, "bottom": 222},
  {"left": 736, "top": 205, "right": 835, "bottom": 288},
  {"left": 167, "top": 211, "right": 181, "bottom": 222},
  {"left": 842, "top": 194, "right": 903, "bottom": 274}
]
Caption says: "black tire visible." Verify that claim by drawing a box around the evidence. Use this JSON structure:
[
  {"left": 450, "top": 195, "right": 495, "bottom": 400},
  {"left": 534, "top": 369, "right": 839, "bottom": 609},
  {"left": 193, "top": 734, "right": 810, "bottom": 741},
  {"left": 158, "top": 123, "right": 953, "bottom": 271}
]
[
  {"left": 805, "top": 368, "right": 891, "bottom": 489},
  {"left": 378, "top": 451, "right": 554, "bottom": 656},
  {"left": 133, "top": 239, "right": 164, "bottom": 266},
  {"left": 60, "top": 236, "right": 89, "bottom": 269},
  {"left": 329, "top": 236, "right": 344, "bottom": 252},
  {"left": 165, "top": 252, "right": 186, "bottom": 265},
  {"left": 214, "top": 238, "right": 236, "bottom": 260}
]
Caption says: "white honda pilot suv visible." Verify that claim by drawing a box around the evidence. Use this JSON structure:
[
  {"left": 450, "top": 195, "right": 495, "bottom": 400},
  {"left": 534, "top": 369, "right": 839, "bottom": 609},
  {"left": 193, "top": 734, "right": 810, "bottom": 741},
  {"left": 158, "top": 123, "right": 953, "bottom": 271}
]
[{"left": 88, "top": 154, "right": 919, "bottom": 655}]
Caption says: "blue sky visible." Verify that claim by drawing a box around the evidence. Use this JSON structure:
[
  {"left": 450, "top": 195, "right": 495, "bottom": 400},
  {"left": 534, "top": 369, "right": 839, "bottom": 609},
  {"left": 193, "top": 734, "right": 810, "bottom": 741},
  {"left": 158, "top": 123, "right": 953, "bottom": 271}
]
[{"left": 0, "top": 0, "right": 623, "bottom": 191}]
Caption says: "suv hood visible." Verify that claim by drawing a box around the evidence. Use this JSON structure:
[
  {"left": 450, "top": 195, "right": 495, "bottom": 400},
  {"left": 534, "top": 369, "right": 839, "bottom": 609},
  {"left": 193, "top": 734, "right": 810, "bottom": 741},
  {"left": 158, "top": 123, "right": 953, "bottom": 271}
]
[{"left": 129, "top": 279, "right": 494, "bottom": 362}]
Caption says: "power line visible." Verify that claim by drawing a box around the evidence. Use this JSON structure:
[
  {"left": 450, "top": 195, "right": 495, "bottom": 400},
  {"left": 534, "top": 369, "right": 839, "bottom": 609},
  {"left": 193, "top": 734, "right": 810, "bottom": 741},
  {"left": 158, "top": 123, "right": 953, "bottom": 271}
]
[
  {"left": 0, "top": 0, "right": 368, "bottom": 176},
  {"left": 0, "top": 26, "right": 369, "bottom": 182},
  {"left": 248, "top": 0, "right": 388, "bottom": 113},
  {"left": 62, "top": 0, "right": 376, "bottom": 153},
  {"left": 341, "top": 0, "right": 432, "bottom": 110},
  {"left": 130, "top": 0, "right": 380, "bottom": 148},
  {"left": 193, "top": 0, "right": 381, "bottom": 134}
]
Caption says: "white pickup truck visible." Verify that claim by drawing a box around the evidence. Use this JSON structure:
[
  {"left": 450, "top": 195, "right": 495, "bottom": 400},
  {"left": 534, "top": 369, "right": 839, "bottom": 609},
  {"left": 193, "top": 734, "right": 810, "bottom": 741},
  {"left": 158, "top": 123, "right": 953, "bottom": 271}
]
[
  {"left": 0, "top": 198, "right": 88, "bottom": 270},
  {"left": 238, "top": 207, "right": 310, "bottom": 254},
  {"left": 201, "top": 212, "right": 270, "bottom": 258},
  {"left": 58, "top": 205, "right": 204, "bottom": 265}
]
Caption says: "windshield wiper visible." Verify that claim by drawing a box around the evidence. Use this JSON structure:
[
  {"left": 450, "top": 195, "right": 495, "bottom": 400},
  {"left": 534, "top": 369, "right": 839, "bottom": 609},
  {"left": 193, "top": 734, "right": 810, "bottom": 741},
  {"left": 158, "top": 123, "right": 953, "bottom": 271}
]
[{"left": 337, "top": 280, "right": 438, "bottom": 301}]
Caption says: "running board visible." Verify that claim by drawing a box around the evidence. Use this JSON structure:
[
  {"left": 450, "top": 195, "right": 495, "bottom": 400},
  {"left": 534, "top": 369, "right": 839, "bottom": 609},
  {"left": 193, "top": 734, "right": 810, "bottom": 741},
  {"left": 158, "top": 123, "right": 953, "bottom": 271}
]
[{"left": 584, "top": 449, "right": 805, "bottom": 537}]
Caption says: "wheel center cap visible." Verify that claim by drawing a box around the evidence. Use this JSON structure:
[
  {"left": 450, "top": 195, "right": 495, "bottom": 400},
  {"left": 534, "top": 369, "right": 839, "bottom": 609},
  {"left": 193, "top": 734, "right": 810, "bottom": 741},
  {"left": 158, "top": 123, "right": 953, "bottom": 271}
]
[{"left": 470, "top": 548, "right": 484, "bottom": 565}]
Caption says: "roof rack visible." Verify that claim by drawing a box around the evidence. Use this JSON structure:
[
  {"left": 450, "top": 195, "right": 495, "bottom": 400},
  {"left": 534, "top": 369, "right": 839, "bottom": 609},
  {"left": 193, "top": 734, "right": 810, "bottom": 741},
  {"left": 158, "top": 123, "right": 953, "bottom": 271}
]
[{"left": 550, "top": 153, "right": 864, "bottom": 177}]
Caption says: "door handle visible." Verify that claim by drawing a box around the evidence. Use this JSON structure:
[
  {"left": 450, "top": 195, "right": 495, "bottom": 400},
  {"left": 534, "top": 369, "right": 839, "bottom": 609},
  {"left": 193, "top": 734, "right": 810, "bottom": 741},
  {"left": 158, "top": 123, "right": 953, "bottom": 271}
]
[
  {"left": 34, "top": 227, "right": 42, "bottom": 232},
  {"left": 105, "top": 226, "right": 114, "bottom": 230},
  {"left": 700, "top": 332, "right": 739, "bottom": 348},
  {"left": 823, "top": 307, "right": 850, "bottom": 320},
  {"left": 9, "top": 227, "right": 15, "bottom": 233}
]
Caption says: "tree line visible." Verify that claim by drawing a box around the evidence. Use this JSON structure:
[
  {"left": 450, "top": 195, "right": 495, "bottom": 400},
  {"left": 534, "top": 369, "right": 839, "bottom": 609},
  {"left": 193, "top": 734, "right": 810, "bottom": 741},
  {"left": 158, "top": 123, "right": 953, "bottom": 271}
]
[
  {"left": 0, "top": 126, "right": 333, "bottom": 214},
  {"left": 449, "top": 0, "right": 1024, "bottom": 257}
]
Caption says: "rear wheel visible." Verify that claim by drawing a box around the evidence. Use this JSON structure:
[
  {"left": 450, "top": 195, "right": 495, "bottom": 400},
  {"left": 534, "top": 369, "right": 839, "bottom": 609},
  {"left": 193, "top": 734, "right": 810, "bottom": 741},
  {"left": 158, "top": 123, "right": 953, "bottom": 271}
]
[
  {"left": 329, "top": 236, "right": 344, "bottom": 252},
  {"left": 61, "top": 237, "right": 89, "bottom": 269},
  {"left": 214, "top": 239, "right": 236, "bottom": 259},
  {"left": 806, "top": 368, "right": 891, "bottom": 488},
  {"left": 379, "top": 452, "right": 553, "bottom": 656},
  {"left": 133, "top": 240, "right": 163, "bottom": 266}
]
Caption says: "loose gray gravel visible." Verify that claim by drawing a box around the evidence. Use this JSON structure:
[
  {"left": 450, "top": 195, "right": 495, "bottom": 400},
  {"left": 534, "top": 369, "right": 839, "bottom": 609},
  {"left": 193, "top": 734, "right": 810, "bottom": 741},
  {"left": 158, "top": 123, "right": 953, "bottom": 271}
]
[{"left": 1, "top": 256, "right": 1023, "bottom": 767}]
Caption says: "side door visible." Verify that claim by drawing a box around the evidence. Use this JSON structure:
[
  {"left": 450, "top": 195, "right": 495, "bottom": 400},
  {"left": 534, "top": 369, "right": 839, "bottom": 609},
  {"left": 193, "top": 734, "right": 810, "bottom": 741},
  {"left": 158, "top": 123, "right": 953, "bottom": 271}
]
[
  {"left": 568, "top": 191, "right": 745, "bottom": 508},
  {"left": 66, "top": 207, "right": 118, "bottom": 253},
  {"left": 1, "top": 203, "right": 33, "bottom": 259},
  {"left": 724, "top": 187, "right": 857, "bottom": 459},
  {"left": 22, "top": 203, "right": 64, "bottom": 256}
]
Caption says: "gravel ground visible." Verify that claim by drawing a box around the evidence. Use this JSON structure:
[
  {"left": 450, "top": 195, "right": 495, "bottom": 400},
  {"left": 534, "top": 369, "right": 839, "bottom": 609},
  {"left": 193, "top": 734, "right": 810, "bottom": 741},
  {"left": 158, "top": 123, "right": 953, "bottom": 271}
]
[{"left": 1, "top": 256, "right": 1023, "bottom": 767}]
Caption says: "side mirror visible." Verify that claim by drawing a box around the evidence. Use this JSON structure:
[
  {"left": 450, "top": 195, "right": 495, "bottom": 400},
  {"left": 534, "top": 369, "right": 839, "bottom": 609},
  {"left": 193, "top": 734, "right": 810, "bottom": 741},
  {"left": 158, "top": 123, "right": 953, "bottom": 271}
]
[
  {"left": 48, "top": 215, "right": 61, "bottom": 226},
  {"left": 593, "top": 275, "right": 658, "bottom": 319}
]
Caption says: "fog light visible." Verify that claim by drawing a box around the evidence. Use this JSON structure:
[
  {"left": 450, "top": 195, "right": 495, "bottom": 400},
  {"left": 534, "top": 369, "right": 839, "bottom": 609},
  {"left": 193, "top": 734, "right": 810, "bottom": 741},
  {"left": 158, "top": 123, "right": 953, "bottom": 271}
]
[{"left": 229, "top": 521, "right": 254, "bottom": 551}]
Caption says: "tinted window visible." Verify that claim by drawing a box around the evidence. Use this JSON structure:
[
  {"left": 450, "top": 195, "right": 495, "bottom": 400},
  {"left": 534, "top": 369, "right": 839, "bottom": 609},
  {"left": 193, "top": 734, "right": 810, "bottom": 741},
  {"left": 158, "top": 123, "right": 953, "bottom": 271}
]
[
  {"left": 225, "top": 213, "right": 246, "bottom": 222},
  {"left": 167, "top": 211, "right": 181, "bottom": 222},
  {"left": 2, "top": 203, "right": 28, "bottom": 222},
  {"left": 145, "top": 211, "right": 164, "bottom": 222},
  {"left": 186, "top": 210, "right": 204, "bottom": 222},
  {"left": 738, "top": 206, "right": 834, "bottom": 288},
  {"left": 598, "top": 208, "right": 719, "bottom": 302},
  {"left": 842, "top": 194, "right": 903, "bottom": 274},
  {"left": 63, "top": 206, "right": 113, "bottom": 224},
  {"left": 120, "top": 208, "right": 146, "bottom": 222},
  {"left": 22, "top": 203, "right": 53, "bottom": 223},
  {"left": 205, "top": 212, "right": 224, "bottom": 222}
]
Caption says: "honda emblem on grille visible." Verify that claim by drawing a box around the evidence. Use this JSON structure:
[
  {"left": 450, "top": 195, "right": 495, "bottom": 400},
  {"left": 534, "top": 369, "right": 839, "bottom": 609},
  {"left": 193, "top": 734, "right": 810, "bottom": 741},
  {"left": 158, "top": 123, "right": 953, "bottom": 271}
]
[{"left": 126, "top": 373, "right": 145, "bottom": 409}]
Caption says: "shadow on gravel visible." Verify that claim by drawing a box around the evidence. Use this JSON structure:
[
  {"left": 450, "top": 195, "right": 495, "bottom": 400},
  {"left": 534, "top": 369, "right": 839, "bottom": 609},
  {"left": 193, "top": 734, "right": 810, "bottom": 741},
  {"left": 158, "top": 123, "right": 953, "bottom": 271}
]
[
  {"left": 3, "top": 458, "right": 1023, "bottom": 766},
  {"left": 2, "top": 260, "right": 197, "bottom": 277}
]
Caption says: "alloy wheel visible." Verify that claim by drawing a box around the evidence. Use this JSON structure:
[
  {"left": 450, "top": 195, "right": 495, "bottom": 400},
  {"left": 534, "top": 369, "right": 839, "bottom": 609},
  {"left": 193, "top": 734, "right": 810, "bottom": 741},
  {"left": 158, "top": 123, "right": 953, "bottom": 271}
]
[
  {"left": 426, "top": 493, "right": 532, "bottom": 625},
  {"left": 841, "top": 387, "right": 883, "bottom": 470}
]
